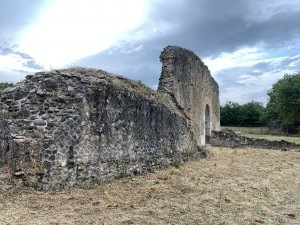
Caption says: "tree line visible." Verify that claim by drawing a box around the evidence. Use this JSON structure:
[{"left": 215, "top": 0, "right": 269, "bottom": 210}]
[
  {"left": 220, "top": 101, "right": 266, "bottom": 127},
  {"left": 0, "top": 82, "right": 14, "bottom": 91},
  {"left": 221, "top": 72, "right": 300, "bottom": 134}
]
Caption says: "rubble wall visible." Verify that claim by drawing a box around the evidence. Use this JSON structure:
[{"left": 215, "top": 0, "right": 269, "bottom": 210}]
[
  {"left": 211, "top": 129, "right": 300, "bottom": 150},
  {"left": 0, "top": 69, "right": 206, "bottom": 190}
]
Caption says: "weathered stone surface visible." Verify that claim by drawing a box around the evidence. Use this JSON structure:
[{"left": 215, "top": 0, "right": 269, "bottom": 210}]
[
  {"left": 33, "top": 119, "right": 47, "bottom": 126},
  {"left": 158, "top": 46, "right": 220, "bottom": 145},
  {"left": 0, "top": 66, "right": 207, "bottom": 190},
  {"left": 211, "top": 129, "right": 300, "bottom": 150},
  {"left": 0, "top": 46, "right": 222, "bottom": 190}
]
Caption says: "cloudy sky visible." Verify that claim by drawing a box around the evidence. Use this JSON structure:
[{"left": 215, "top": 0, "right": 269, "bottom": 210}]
[{"left": 1, "top": 0, "right": 300, "bottom": 105}]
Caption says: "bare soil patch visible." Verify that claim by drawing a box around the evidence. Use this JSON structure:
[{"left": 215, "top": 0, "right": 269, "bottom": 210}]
[{"left": 0, "top": 147, "right": 299, "bottom": 225}]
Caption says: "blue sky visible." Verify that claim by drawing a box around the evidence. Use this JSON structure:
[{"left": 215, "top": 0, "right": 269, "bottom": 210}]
[{"left": 1, "top": 0, "right": 300, "bottom": 105}]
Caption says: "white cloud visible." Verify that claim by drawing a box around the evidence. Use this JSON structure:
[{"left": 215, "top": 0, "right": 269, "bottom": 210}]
[
  {"left": 0, "top": 53, "right": 39, "bottom": 73},
  {"left": 203, "top": 47, "right": 267, "bottom": 73},
  {"left": 0, "top": 69, "right": 29, "bottom": 83},
  {"left": 206, "top": 46, "right": 300, "bottom": 105},
  {"left": 203, "top": 47, "right": 293, "bottom": 74},
  {"left": 18, "top": 0, "right": 149, "bottom": 69},
  {"left": 288, "top": 55, "right": 300, "bottom": 67},
  {"left": 108, "top": 44, "right": 145, "bottom": 55},
  {"left": 219, "top": 65, "right": 297, "bottom": 105}
]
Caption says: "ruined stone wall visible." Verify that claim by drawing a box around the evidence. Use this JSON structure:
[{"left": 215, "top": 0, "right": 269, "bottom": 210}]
[
  {"left": 0, "top": 69, "right": 206, "bottom": 190},
  {"left": 211, "top": 129, "right": 300, "bottom": 150},
  {"left": 158, "top": 46, "right": 220, "bottom": 145},
  {"left": 0, "top": 108, "right": 10, "bottom": 167}
]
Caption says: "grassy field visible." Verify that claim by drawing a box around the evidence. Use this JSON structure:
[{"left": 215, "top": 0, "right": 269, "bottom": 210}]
[
  {"left": 221, "top": 127, "right": 270, "bottom": 135},
  {"left": 242, "top": 134, "right": 300, "bottom": 144},
  {"left": 0, "top": 147, "right": 299, "bottom": 225}
]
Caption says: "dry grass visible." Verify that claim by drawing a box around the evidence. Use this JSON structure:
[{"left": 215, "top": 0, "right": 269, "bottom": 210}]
[{"left": 0, "top": 147, "right": 299, "bottom": 225}]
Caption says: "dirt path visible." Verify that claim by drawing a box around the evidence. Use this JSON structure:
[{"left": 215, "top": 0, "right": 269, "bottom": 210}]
[{"left": 0, "top": 147, "right": 299, "bottom": 225}]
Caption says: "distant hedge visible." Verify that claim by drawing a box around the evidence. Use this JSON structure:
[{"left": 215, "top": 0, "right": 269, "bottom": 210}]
[{"left": 0, "top": 82, "right": 14, "bottom": 91}]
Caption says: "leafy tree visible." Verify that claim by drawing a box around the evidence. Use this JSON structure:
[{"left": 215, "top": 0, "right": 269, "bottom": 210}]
[
  {"left": 240, "top": 101, "right": 266, "bottom": 126},
  {"left": 220, "top": 101, "right": 242, "bottom": 126},
  {"left": 220, "top": 101, "right": 266, "bottom": 127},
  {"left": 266, "top": 73, "right": 300, "bottom": 133},
  {"left": 0, "top": 82, "right": 14, "bottom": 91}
]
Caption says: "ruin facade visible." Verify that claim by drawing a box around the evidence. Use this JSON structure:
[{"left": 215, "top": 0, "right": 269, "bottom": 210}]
[
  {"left": 0, "top": 46, "right": 220, "bottom": 190},
  {"left": 158, "top": 46, "right": 220, "bottom": 145}
]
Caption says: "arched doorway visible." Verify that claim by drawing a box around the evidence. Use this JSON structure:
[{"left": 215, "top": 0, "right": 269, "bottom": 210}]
[{"left": 205, "top": 104, "right": 211, "bottom": 144}]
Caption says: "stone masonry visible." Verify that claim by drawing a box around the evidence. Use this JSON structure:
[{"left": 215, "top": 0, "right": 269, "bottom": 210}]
[
  {"left": 158, "top": 46, "right": 220, "bottom": 145},
  {"left": 0, "top": 46, "right": 220, "bottom": 190}
]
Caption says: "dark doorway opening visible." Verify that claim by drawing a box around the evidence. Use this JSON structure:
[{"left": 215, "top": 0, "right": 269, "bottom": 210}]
[{"left": 205, "top": 104, "right": 210, "bottom": 144}]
